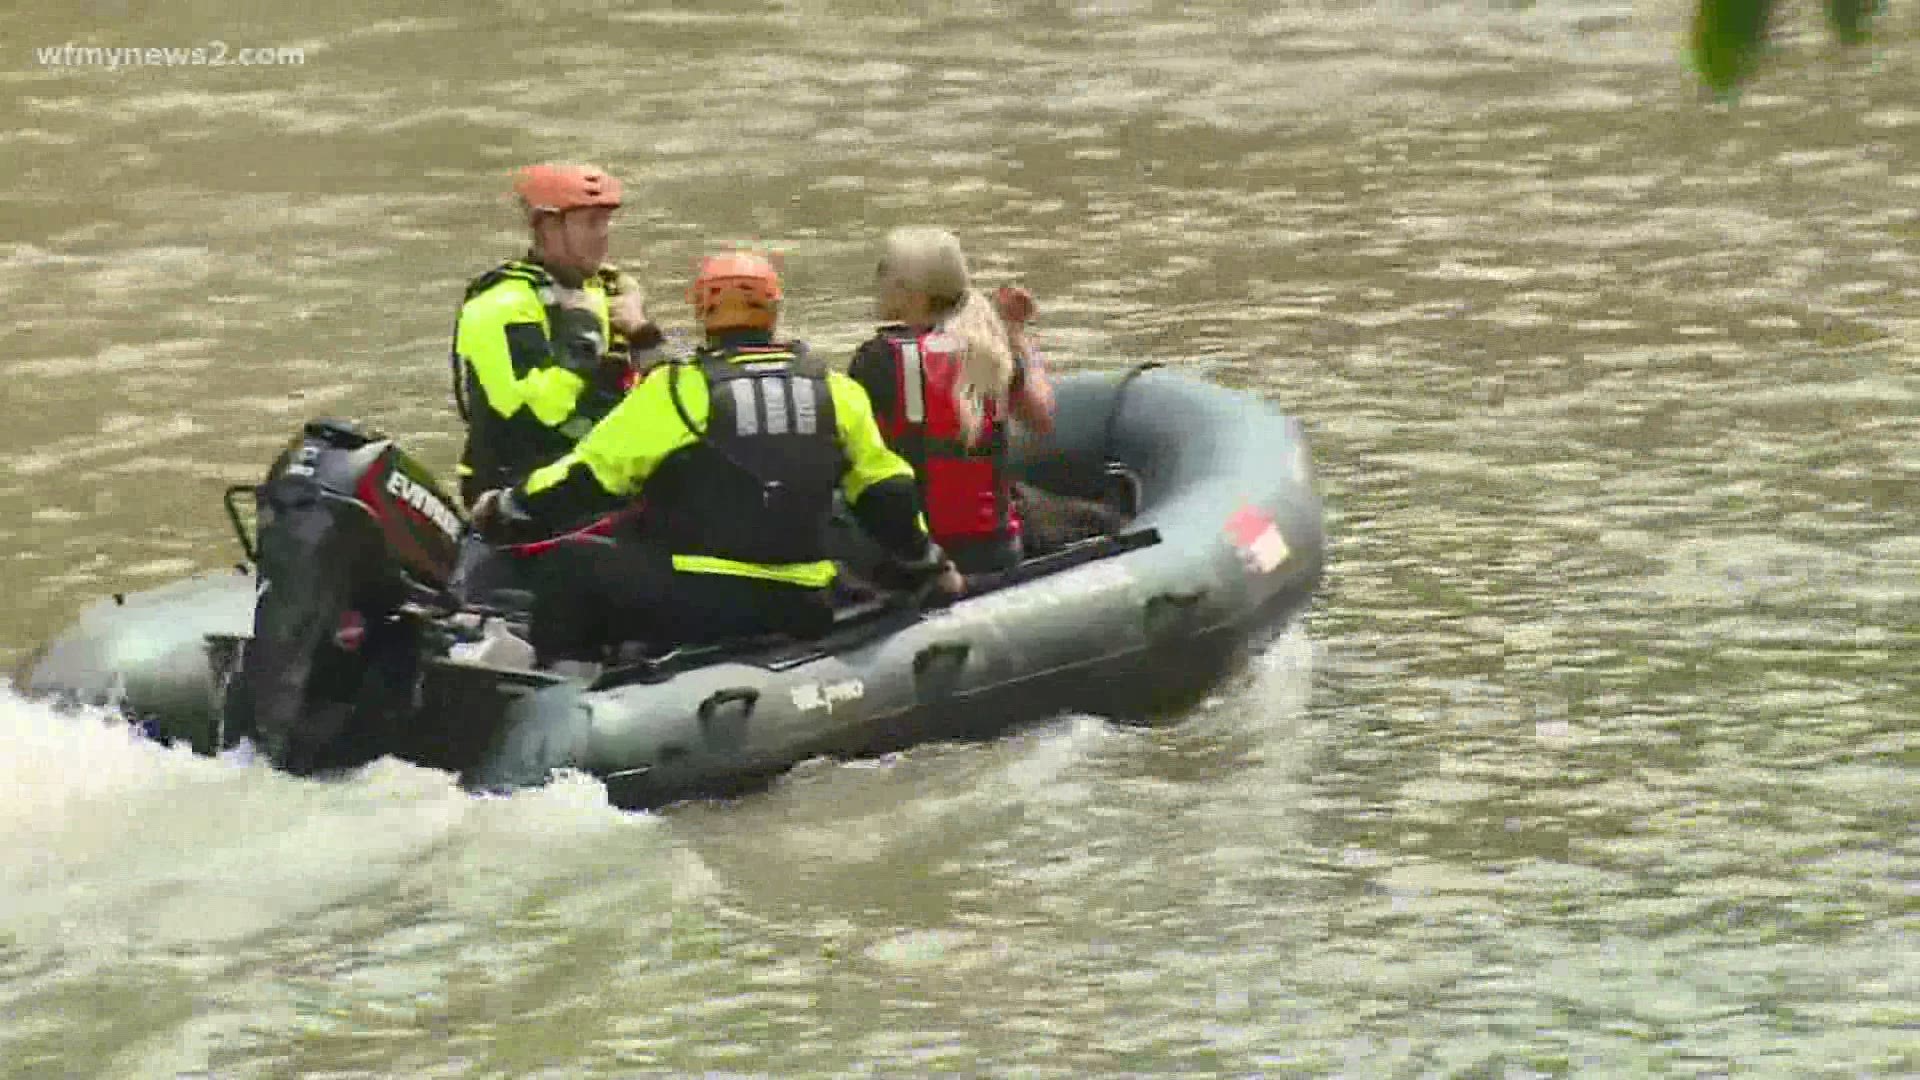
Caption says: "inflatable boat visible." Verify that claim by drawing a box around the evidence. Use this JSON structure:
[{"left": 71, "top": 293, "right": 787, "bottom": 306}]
[{"left": 16, "top": 366, "right": 1326, "bottom": 809}]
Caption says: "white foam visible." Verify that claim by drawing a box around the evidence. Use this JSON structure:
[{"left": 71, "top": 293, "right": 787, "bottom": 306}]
[{"left": 0, "top": 683, "right": 653, "bottom": 962}]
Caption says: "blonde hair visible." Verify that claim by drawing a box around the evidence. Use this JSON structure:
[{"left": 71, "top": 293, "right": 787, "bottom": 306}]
[{"left": 881, "top": 227, "right": 1015, "bottom": 444}]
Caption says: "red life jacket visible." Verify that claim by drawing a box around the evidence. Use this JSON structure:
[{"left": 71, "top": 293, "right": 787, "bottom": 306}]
[{"left": 877, "top": 329, "right": 1020, "bottom": 543}]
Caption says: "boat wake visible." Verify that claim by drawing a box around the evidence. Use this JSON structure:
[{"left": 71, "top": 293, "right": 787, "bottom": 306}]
[
  {"left": 0, "top": 680, "right": 653, "bottom": 964},
  {"left": 0, "top": 619, "right": 1319, "bottom": 957}
]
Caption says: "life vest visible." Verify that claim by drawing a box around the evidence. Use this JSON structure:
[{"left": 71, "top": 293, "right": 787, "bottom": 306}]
[
  {"left": 448, "top": 258, "right": 611, "bottom": 423},
  {"left": 648, "top": 342, "right": 844, "bottom": 572},
  {"left": 877, "top": 329, "right": 1018, "bottom": 543},
  {"left": 450, "top": 258, "right": 619, "bottom": 505}
]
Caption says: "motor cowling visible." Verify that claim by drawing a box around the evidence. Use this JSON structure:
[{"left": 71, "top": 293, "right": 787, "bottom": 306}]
[
  {"left": 277, "top": 419, "right": 465, "bottom": 591},
  {"left": 226, "top": 419, "right": 461, "bottom": 774}
]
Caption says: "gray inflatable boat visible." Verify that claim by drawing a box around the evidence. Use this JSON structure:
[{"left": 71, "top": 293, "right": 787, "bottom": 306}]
[{"left": 17, "top": 366, "right": 1326, "bottom": 809}]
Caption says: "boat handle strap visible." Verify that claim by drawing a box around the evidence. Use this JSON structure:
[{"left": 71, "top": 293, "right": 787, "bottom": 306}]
[
  {"left": 1102, "top": 360, "right": 1167, "bottom": 466},
  {"left": 913, "top": 641, "right": 972, "bottom": 675},
  {"left": 698, "top": 686, "right": 760, "bottom": 722},
  {"left": 1149, "top": 588, "right": 1206, "bottom": 609},
  {"left": 1145, "top": 589, "right": 1209, "bottom": 628}
]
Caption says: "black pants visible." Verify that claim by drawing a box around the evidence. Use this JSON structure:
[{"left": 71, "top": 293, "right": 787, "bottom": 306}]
[
  {"left": 1013, "top": 482, "right": 1131, "bottom": 558},
  {"left": 944, "top": 533, "right": 1022, "bottom": 574},
  {"left": 528, "top": 535, "right": 835, "bottom": 664},
  {"left": 928, "top": 485, "right": 1131, "bottom": 578}
]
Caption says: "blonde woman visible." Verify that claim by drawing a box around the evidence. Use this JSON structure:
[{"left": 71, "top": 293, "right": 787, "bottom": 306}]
[{"left": 847, "top": 227, "right": 1057, "bottom": 573}]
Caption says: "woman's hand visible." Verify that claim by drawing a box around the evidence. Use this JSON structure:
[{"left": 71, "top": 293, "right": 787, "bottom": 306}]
[{"left": 993, "top": 285, "right": 1036, "bottom": 326}]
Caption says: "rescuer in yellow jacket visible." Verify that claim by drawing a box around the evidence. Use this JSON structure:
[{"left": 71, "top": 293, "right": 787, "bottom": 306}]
[
  {"left": 450, "top": 163, "right": 663, "bottom": 508},
  {"left": 470, "top": 251, "right": 962, "bottom": 665}
]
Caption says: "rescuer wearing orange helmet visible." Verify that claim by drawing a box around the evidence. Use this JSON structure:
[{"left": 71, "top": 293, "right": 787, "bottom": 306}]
[
  {"left": 470, "top": 250, "right": 961, "bottom": 666},
  {"left": 445, "top": 164, "right": 667, "bottom": 605},
  {"left": 449, "top": 164, "right": 662, "bottom": 509}
]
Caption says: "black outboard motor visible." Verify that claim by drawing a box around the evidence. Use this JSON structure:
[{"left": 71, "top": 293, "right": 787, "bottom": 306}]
[{"left": 224, "top": 419, "right": 466, "bottom": 775}]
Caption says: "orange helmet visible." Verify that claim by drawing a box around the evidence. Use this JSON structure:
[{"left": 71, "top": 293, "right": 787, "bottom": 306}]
[
  {"left": 513, "top": 164, "right": 622, "bottom": 216},
  {"left": 688, "top": 251, "right": 783, "bottom": 331}
]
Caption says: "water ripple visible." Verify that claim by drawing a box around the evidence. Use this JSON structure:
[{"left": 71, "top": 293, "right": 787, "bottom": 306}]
[{"left": 0, "top": 1, "right": 1915, "bottom": 1075}]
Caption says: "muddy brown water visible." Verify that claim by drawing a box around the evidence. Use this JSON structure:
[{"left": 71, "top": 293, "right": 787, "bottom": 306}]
[{"left": 1, "top": 3, "right": 1914, "bottom": 1076}]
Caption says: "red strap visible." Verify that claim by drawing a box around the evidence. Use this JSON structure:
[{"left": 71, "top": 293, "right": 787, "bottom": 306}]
[{"left": 501, "top": 505, "right": 641, "bottom": 558}]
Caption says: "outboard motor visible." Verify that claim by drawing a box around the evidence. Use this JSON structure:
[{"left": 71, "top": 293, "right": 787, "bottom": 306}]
[{"left": 224, "top": 419, "right": 466, "bottom": 775}]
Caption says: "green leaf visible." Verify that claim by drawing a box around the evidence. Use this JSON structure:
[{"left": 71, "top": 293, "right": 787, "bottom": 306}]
[
  {"left": 1827, "top": 0, "right": 1881, "bottom": 45},
  {"left": 1692, "top": 0, "right": 1778, "bottom": 97}
]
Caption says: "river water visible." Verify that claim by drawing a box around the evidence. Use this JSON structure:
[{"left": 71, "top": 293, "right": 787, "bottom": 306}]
[{"left": 2, "top": 2, "right": 1915, "bottom": 1076}]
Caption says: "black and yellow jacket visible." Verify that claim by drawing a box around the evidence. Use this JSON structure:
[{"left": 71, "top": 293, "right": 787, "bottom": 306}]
[
  {"left": 451, "top": 257, "right": 637, "bottom": 507},
  {"left": 506, "top": 333, "right": 933, "bottom": 589}
]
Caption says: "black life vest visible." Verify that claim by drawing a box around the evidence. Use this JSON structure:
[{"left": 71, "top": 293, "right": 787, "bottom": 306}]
[
  {"left": 448, "top": 258, "right": 608, "bottom": 421},
  {"left": 647, "top": 343, "right": 845, "bottom": 568}
]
